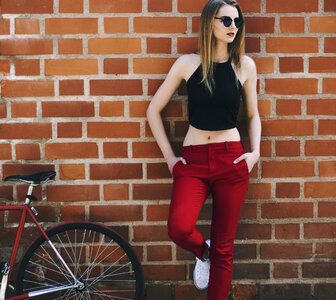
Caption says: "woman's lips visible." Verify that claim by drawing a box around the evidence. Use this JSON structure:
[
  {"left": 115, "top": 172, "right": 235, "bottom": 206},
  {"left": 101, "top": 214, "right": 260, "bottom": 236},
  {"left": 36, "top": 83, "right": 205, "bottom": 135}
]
[{"left": 227, "top": 32, "right": 235, "bottom": 37}]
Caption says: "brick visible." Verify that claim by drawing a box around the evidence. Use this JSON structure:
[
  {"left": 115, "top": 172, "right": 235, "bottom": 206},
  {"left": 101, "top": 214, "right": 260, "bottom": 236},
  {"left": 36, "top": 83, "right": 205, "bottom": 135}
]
[
  {"left": 316, "top": 242, "right": 336, "bottom": 258},
  {"left": 1, "top": 0, "right": 53, "bottom": 14},
  {"left": 90, "top": 164, "right": 142, "bottom": 180},
  {"left": 133, "top": 57, "right": 176, "bottom": 74},
  {"left": 15, "top": 18, "right": 40, "bottom": 34},
  {"left": 147, "top": 38, "right": 171, "bottom": 54},
  {"left": 134, "top": 17, "right": 187, "bottom": 33},
  {"left": 89, "top": 205, "right": 142, "bottom": 222},
  {"left": 147, "top": 205, "right": 169, "bottom": 221},
  {"left": 103, "top": 184, "right": 129, "bottom": 200},
  {"left": 245, "top": 17, "right": 275, "bottom": 33},
  {"left": 319, "top": 161, "right": 336, "bottom": 177},
  {"left": 0, "top": 60, "right": 10, "bottom": 75},
  {"left": 323, "top": 78, "right": 336, "bottom": 93},
  {"left": 146, "top": 285, "right": 172, "bottom": 300},
  {"left": 0, "top": 123, "right": 51, "bottom": 139},
  {"left": 0, "top": 186, "right": 13, "bottom": 200},
  {"left": 266, "top": 37, "right": 318, "bottom": 53},
  {"left": 233, "top": 263, "right": 269, "bottom": 279},
  {"left": 229, "top": 284, "right": 257, "bottom": 300},
  {"left": 11, "top": 101, "right": 36, "bottom": 118},
  {"left": 15, "top": 144, "right": 40, "bottom": 160},
  {"left": 148, "top": 0, "right": 172, "bottom": 12},
  {"left": 104, "top": 17, "right": 128, "bottom": 33},
  {"left": 277, "top": 99, "right": 301, "bottom": 115},
  {"left": 261, "top": 202, "right": 313, "bottom": 218},
  {"left": 103, "top": 142, "right": 128, "bottom": 158},
  {"left": 59, "top": 164, "right": 85, "bottom": 180},
  {"left": 42, "top": 101, "right": 94, "bottom": 118},
  {"left": 275, "top": 224, "right": 300, "bottom": 239},
  {"left": 88, "top": 38, "right": 141, "bottom": 54},
  {"left": 265, "top": 78, "right": 317, "bottom": 94},
  {"left": 178, "top": 0, "right": 211, "bottom": 13},
  {"left": 148, "top": 79, "right": 164, "bottom": 95},
  {"left": 325, "top": 37, "right": 336, "bottom": 53},
  {"left": 103, "top": 58, "right": 128, "bottom": 74},
  {"left": 45, "top": 18, "right": 97, "bottom": 34},
  {"left": 305, "top": 140, "right": 336, "bottom": 156},
  {"left": 309, "top": 57, "right": 336, "bottom": 73},
  {"left": 303, "top": 262, "right": 336, "bottom": 278},
  {"left": 258, "top": 284, "right": 311, "bottom": 300},
  {"left": 60, "top": 205, "right": 85, "bottom": 221},
  {"left": 15, "top": 59, "right": 40, "bottom": 76},
  {"left": 262, "top": 120, "right": 313, "bottom": 136},
  {"left": 0, "top": 19, "right": 10, "bottom": 35},
  {"left": 245, "top": 37, "right": 260, "bottom": 53},
  {"left": 280, "top": 17, "right": 305, "bottom": 33},
  {"left": 47, "top": 185, "right": 99, "bottom": 202},
  {"left": 58, "top": 39, "right": 83, "bottom": 54},
  {"left": 45, "top": 143, "right": 98, "bottom": 159},
  {"left": 143, "top": 265, "right": 185, "bottom": 280},
  {"left": 59, "top": 0, "right": 83, "bottom": 13},
  {"left": 236, "top": 224, "right": 272, "bottom": 240},
  {"left": 147, "top": 162, "right": 171, "bottom": 180},
  {"left": 132, "top": 142, "right": 163, "bottom": 158},
  {"left": 89, "top": 0, "right": 141, "bottom": 13},
  {"left": 276, "top": 182, "right": 300, "bottom": 198},
  {"left": 234, "top": 244, "right": 257, "bottom": 260},
  {"left": 235, "top": 0, "right": 261, "bottom": 12},
  {"left": 240, "top": 203, "right": 258, "bottom": 220},
  {"left": 174, "top": 285, "right": 208, "bottom": 299},
  {"left": 8, "top": 205, "right": 55, "bottom": 223},
  {"left": 274, "top": 263, "right": 298, "bottom": 278},
  {"left": 147, "top": 245, "right": 172, "bottom": 261},
  {"left": 45, "top": 59, "right": 98, "bottom": 75},
  {"left": 305, "top": 223, "right": 336, "bottom": 239},
  {"left": 279, "top": 57, "right": 304, "bottom": 73},
  {"left": 305, "top": 182, "right": 336, "bottom": 198},
  {"left": 315, "top": 283, "right": 336, "bottom": 299},
  {"left": 319, "top": 202, "right": 336, "bottom": 217},
  {"left": 310, "top": 17, "right": 336, "bottom": 33},
  {"left": 133, "top": 225, "right": 169, "bottom": 242},
  {"left": 0, "top": 144, "right": 11, "bottom": 160},
  {"left": 90, "top": 80, "right": 143, "bottom": 95},
  {"left": 263, "top": 161, "right": 314, "bottom": 177},
  {"left": 99, "top": 101, "right": 124, "bottom": 117},
  {"left": 261, "top": 243, "right": 311, "bottom": 259},
  {"left": 307, "top": 99, "right": 336, "bottom": 115},
  {"left": 319, "top": 120, "right": 336, "bottom": 135},
  {"left": 130, "top": 101, "right": 150, "bottom": 117},
  {"left": 57, "top": 122, "right": 82, "bottom": 138},
  {"left": 59, "top": 80, "right": 84, "bottom": 96},
  {"left": 276, "top": 140, "right": 300, "bottom": 156},
  {"left": 260, "top": 140, "right": 272, "bottom": 157},
  {"left": 87, "top": 122, "right": 140, "bottom": 138},
  {"left": 253, "top": 57, "right": 274, "bottom": 74},
  {"left": 0, "top": 39, "right": 53, "bottom": 55},
  {"left": 133, "top": 184, "right": 172, "bottom": 200},
  {"left": 325, "top": 0, "right": 336, "bottom": 11},
  {"left": 1, "top": 80, "right": 54, "bottom": 97},
  {"left": 0, "top": 103, "right": 6, "bottom": 118},
  {"left": 266, "top": 0, "right": 318, "bottom": 12},
  {"left": 192, "top": 16, "right": 200, "bottom": 33},
  {"left": 177, "top": 37, "right": 198, "bottom": 54},
  {"left": 246, "top": 183, "right": 271, "bottom": 199},
  {"left": 2, "top": 164, "right": 54, "bottom": 179}
]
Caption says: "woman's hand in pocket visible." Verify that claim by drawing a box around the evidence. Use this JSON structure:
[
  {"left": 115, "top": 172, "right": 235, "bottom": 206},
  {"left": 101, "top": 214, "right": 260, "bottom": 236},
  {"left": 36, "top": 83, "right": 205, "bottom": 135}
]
[
  {"left": 167, "top": 156, "right": 187, "bottom": 174},
  {"left": 233, "top": 152, "right": 260, "bottom": 173}
]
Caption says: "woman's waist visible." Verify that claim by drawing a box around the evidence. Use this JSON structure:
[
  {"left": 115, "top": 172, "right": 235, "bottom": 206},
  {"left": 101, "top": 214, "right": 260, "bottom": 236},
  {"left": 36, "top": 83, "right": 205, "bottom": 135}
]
[{"left": 183, "top": 125, "right": 241, "bottom": 147}]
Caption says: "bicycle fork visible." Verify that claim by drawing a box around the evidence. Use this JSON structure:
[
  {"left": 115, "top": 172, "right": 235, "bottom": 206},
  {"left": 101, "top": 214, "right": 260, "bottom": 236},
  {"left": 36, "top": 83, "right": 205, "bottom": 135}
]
[{"left": 0, "top": 263, "right": 10, "bottom": 300}]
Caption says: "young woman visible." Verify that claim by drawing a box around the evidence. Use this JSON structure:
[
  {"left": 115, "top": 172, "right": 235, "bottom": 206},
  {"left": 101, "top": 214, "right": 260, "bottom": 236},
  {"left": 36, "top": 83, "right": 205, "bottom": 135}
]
[{"left": 146, "top": 0, "right": 261, "bottom": 298}]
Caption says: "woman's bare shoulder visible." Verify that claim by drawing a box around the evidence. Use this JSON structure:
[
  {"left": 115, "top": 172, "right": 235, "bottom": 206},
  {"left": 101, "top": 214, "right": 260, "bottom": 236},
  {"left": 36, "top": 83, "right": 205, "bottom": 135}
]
[
  {"left": 241, "top": 55, "right": 256, "bottom": 75},
  {"left": 173, "top": 53, "right": 201, "bottom": 81}
]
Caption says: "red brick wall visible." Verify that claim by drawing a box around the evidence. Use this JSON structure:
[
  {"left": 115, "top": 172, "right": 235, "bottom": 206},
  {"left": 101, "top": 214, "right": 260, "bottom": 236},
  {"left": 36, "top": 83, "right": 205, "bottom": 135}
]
[{"left": 0, "top": 0, "right": 335, "bottom": 299}]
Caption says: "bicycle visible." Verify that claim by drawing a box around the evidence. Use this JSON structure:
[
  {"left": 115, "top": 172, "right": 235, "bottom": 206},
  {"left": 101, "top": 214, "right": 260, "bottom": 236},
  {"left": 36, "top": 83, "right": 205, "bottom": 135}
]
[{"left": 0, "top": 171, "right": 144, "bottom": 300}]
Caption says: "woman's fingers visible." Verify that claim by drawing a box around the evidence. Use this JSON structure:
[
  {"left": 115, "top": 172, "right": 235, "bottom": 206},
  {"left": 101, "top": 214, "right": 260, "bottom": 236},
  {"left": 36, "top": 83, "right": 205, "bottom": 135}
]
[{"left": 233, "top": 154, "right": 246, "bottom": 164}]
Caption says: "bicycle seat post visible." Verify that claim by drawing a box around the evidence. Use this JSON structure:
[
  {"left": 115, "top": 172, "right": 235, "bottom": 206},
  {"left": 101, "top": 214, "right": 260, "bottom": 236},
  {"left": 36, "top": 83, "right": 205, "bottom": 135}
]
[{"left": 25, "top": 184, "right": 35, "bottom": 205}]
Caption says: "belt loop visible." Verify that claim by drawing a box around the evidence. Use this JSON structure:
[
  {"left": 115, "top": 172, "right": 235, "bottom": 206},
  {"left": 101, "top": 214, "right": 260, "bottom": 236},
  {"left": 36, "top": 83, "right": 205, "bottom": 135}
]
[
  {"left": 225, "top": 142, "right": 229, "bottom": 152},
  {"left": 190, "top": 144, "right": 193, "bottom": 153}
]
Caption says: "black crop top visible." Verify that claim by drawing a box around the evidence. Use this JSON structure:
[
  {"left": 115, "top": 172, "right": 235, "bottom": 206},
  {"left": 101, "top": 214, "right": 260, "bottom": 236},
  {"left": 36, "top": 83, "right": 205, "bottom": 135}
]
[{"left": 186, "top": 58, "right": 243, "bottom": 131}]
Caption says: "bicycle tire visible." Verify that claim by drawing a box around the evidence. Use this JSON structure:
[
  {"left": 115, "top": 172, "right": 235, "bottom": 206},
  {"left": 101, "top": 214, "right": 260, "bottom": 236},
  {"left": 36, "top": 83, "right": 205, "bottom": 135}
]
[{"left": 15, "top": 221, "right": 144, "bottom": 300}]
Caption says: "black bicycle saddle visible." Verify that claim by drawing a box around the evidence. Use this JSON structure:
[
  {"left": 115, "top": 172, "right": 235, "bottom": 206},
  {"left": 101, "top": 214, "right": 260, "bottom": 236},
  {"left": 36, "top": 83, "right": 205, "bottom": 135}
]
[{"left": 4, "top": 171, "right": 56, "bottom": 184}]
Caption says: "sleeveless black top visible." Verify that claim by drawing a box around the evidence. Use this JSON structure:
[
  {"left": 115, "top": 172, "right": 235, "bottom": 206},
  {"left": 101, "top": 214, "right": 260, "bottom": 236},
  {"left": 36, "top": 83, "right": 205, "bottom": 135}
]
[{"left": 186, "top": 58, "right": 243, "bottom": 131}]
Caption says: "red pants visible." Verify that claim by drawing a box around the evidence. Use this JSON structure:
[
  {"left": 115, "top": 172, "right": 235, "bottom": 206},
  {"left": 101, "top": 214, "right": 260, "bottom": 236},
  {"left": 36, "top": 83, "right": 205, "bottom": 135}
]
[{"left": 168, "top": 141, "right": 249, "bottom": 300}]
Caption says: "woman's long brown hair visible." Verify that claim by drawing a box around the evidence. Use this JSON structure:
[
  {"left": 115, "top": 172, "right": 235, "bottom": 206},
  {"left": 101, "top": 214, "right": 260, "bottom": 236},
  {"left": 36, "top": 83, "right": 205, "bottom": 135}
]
[{"left": 198, "top": 0, "right": 245, "bottom": 94}]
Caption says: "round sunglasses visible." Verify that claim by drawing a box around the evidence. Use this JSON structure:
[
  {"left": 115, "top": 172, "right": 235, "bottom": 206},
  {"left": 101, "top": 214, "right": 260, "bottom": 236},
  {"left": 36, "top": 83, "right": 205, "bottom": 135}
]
[{"left": 214, "top": 16, "right": 244, "bottom": 28}]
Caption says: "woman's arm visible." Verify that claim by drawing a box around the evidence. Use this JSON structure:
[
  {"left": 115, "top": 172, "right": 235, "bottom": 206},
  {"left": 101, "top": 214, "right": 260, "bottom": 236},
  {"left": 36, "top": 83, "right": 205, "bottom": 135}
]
[
  {"left": 234, "top": 56, "right": 261, "bottom": 171},
  {"left": 146, "top": 55, "right": 188, "bottom": 173}
]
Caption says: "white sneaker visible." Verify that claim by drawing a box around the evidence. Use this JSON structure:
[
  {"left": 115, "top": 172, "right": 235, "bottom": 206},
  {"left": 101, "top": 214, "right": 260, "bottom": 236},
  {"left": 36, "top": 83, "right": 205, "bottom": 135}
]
[{"left": 193, "top": 240, "right": 211, "bottom": 290}]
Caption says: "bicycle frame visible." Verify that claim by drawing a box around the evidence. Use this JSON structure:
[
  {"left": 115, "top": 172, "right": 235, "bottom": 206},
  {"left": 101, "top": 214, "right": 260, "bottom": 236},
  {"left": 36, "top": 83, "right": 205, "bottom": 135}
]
[{"left": 0, "top": 185, "right": 80, "bottom": 300}]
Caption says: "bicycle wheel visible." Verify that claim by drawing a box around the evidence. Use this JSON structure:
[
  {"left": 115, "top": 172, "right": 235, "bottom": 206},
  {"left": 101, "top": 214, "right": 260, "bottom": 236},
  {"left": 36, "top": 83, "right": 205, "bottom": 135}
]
[{"left": 16, "top": 221, "right": 144, "bottom": 300}]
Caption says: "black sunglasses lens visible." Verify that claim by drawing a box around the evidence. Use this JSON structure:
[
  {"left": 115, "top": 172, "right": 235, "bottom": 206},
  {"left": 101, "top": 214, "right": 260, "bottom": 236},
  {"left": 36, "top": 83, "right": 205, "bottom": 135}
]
[
  {"left": 222, "top": 17, "right": 232, "bottom": 27},
  {"left": 234, "top": 18, "right": 243, "bottom": 28}
]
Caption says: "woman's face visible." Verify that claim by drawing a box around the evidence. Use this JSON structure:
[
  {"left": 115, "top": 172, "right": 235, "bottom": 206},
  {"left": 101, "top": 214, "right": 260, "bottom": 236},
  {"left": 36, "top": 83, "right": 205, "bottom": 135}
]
[{"left": 212, "top": 5, "right": 240, "bottom": 44}]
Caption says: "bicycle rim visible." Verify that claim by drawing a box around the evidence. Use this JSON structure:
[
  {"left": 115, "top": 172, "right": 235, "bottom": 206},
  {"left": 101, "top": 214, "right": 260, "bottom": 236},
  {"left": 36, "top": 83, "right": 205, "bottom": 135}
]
[{"left": 16, "top": 222, "right": 143, "bottom": 300}]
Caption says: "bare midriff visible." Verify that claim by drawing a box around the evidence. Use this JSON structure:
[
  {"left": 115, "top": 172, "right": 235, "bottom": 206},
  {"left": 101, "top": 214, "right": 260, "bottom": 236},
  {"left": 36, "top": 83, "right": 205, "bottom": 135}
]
[{"left": 183, "top": 125, "right": 241, "bottom": 147}]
